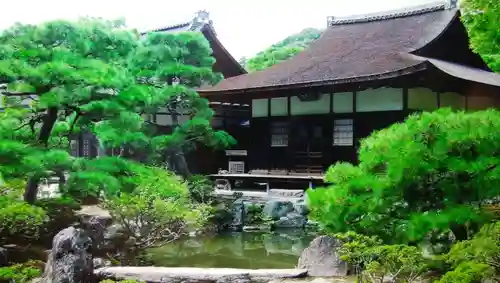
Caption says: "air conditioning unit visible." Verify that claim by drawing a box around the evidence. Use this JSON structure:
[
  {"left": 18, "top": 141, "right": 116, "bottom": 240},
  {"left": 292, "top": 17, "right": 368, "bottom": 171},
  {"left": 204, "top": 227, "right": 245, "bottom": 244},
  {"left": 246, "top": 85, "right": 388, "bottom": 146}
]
[{"left": 228, "top": 161, "right": 245, "bottom": 174}]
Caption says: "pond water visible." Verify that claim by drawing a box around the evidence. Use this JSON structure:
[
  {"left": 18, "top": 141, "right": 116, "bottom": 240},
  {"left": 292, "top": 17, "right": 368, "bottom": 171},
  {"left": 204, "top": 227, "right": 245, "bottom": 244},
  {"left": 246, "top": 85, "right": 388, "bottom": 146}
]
[{"left": 147, "top": 230, "right": 317, "bottom": 269}]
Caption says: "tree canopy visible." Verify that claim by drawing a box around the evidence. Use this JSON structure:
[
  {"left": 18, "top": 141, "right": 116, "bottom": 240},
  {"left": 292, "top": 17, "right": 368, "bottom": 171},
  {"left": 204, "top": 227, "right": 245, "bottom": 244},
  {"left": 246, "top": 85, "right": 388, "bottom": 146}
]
[
  {"left": 461, "top": 0, "right": 500, "bottom": 72},
  {"left": 308, "top": 109, "right": 500, "bottom": 244},
  {"left": 243, "top": 28, "right": 322, "bottom": 72},
  {"left": 0, "top": 18, "right": 234, "bottom": 203}
]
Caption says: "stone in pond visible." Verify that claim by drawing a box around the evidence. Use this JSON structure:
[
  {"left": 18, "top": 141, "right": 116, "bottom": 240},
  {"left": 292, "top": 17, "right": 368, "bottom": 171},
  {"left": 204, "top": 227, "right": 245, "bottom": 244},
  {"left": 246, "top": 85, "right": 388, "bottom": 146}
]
[
  {"left": 274, "top": 213, "right": 307, "bottom": 229},
  {"left": 263, "top": 200, "right": 294, "bottom": 220},
  {"left": 231, "top": 199, "right": 245, "bottom": 231},
  {"left": 298, "top": 235, "right": 348, "bottom": 277}
]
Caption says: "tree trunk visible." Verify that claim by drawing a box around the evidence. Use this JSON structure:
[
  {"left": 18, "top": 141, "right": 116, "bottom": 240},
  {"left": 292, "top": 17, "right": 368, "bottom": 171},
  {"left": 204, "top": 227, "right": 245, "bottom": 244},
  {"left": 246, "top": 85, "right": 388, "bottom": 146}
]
[
  {"left": 24, "top": 107, "right": 59, "bottom": 204},
  {"left": 171, "top": 146, "right": 191, "bottom": 178},
  {"left": 169, "top": 110, "right": 191, "bottom": 179}
]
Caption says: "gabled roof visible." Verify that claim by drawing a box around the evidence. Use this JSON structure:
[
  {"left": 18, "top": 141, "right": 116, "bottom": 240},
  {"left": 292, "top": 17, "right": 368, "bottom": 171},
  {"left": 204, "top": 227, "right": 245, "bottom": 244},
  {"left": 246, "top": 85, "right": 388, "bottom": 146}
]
[
  {"left": 199, "top": 1, "right": 500, "bottom": 94},
  {"left": 141, "top": 11, "right": 246, "bottom": 78}
]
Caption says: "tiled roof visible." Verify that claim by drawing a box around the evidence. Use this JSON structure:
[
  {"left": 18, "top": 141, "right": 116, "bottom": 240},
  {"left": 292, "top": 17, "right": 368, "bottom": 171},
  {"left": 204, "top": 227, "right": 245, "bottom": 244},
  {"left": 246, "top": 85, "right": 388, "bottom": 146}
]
[
  {"left": 199, "top": 2, "right": 459, "bottom": 94},
  {"left": 327, "top": 2, "right": 446, "bottom": 25}
]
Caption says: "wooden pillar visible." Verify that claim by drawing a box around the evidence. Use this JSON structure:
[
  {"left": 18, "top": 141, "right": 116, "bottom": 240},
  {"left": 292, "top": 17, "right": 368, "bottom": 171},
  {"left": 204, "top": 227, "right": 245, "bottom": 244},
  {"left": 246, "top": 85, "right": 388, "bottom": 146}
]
[
  {"left": 267, "top": 98, "right": 272, "bottom": 173},
  {"left": 286, "top": 94, "right": 292, "bottom": 174},
  {"left": 403, "top": 87, "right": 409, "bottom": 112}
]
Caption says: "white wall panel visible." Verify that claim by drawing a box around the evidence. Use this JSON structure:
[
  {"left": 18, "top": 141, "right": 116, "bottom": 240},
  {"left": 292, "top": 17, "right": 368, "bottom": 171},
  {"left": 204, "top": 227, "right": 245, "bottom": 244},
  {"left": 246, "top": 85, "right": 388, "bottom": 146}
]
[{"left": 357, "top": 87, "right": 403, "bottom": 112}]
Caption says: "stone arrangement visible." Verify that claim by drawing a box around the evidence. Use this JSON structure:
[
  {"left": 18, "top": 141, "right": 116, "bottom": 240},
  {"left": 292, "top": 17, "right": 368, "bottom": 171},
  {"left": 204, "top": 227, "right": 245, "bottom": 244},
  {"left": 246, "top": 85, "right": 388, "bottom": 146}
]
[
  {"left": 38, "top": 226, "right": 94, "bottom": 283},
  {"left": 228, "top": 190, "right": 311, "bottom": 231}
]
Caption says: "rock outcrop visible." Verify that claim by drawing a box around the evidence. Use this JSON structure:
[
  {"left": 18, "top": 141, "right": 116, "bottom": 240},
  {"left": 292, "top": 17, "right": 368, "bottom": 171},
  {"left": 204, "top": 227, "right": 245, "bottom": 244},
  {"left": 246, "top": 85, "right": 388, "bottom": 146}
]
[
  {"left": 40, "top": 226, "right": 94, "bottom": 283},
  {"left": 231, "top": 199, "right": 245, "bottom": 231},
  {"left": 263, "top": 200, "right": 294, "bottom": 220},
  {"left": 274, "top": 212, "right": 307, "bottom": 229},
  {"left": 297, "top": 235, "right": 348, "bottom": 277}
]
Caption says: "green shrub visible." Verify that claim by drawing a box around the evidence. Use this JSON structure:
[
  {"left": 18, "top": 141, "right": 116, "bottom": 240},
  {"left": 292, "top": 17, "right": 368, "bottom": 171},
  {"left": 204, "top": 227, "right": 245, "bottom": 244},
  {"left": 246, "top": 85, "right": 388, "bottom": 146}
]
[
  {"left": 0, "top": 260, "right": 44, "bottom": 283},
  {"left": 102, "top": 167, "right": 212, "bottom": 264},
  {"left": 437, "top": 261, "right": 494, "bottom": 283},
  {"left": 187, "top": 174, "right": 214, "bottom": 204},
  {"left": 35, "top": 197, "right": 81, "bottom": 246},
  {"left": 0, "top": 197, "right": 48, "bottom": 245},
  {"left": 436, "top": 222, "right": 500, "bottom": 281},
  {"left": 245, "top": 204, "right": 271, "bottom": 225},
  {"left": 335, "top": 231, "right": 428, "bottom": 282},
  {"left": 308, "top": 109, "right": 500, "bottom": 244}
]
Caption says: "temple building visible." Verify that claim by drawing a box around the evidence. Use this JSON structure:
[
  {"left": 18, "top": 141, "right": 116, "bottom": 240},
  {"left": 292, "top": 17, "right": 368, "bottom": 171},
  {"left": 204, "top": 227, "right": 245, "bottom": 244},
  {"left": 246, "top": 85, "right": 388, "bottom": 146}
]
[{"left": 198, "top": 0, "right": 500, "bottom": 176}]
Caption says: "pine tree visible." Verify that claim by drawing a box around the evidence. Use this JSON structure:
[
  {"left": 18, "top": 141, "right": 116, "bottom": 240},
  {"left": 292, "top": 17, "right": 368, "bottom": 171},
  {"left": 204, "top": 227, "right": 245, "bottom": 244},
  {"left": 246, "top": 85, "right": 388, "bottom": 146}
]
[{"left": 0, "top": 18, "right": 234, "bottom": 203}]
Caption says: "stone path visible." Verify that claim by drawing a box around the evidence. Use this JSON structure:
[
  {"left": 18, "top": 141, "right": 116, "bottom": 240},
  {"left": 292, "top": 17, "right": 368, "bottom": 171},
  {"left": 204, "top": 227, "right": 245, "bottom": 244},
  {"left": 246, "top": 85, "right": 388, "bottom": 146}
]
[
  {"left": 269, "top": 278, "right": 354, "bottom": 283},
  {"left": 95, "top": 267, "right": 308, "bottom": 282},
  {"left": 269, "top": 277, "right": 356, "bottom": 283}
]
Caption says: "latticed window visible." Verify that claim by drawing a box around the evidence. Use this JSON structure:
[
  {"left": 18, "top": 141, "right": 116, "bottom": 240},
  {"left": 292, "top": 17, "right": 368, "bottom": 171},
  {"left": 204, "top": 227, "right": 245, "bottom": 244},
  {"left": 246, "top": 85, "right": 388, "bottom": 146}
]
[
  {"left": 270, "top": 121, "right": 289, "bottom": 147},
  {"left": 228, "top": 161, "right": 245, "bottom": 174},
  {"left": 333, "top": 119, "right": 354, "bottom": 146},
  {"left": 82, "top": 139, "right": 91, "bottom": 157}
]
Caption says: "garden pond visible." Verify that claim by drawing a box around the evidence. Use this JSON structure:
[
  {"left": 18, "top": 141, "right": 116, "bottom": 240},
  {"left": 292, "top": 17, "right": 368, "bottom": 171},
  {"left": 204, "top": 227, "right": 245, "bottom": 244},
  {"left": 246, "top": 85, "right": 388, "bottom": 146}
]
[{"left": 147, "top": 230, "right": 317, "bottom": 269}]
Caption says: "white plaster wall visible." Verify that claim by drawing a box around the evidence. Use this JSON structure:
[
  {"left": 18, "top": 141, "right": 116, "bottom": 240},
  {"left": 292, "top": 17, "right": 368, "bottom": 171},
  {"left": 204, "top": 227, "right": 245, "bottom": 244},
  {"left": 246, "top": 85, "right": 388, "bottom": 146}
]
[
  {"left": 440, "top": 92, "right": 465, "bottom": 110},
  {"left": 252, "top": 98, "right": 269, "bottom": 117},
  {"left": 154, "top": 114, "right": 190, "bottom": 126},
  {"left": 270, "top": 97, "right": 288, "bottom": 116},
  {"left": 408, "top": 88, "right": 438, "bottom": 111},
  {"left": 290, "top": 93, "right": 330, "bottom": 115},
  {"left": 333, "top": 92, "right": 353, "bottom": 113},
  {"left": 155, "top": 114, "right": 173, "bottom": 126},
  {"left": 356, "top": 87, "right": 403, "bottom": 112}
]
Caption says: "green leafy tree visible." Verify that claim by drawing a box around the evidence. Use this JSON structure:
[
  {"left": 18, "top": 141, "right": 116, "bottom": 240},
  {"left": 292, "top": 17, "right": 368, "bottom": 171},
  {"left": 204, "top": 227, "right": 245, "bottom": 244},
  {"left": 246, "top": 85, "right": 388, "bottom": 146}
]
[
  {"left": 308, "top": 108, "right": 500, "bottom": 244},
  {"left": 245, "top": 28, "right": 322, "bottom": 72},
  {"left": 0, "top": 18, "right": 233, "bottom": 203},
  {"left": 461, "top": 0, "right": 500, "bottom": 72}
]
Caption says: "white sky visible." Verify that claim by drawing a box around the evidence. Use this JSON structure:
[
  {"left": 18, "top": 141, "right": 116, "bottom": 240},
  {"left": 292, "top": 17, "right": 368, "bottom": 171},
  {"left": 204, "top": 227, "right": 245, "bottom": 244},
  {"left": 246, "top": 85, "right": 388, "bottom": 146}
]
[{"left": 0, "top": 0, "right": 436, "bottom": 59}]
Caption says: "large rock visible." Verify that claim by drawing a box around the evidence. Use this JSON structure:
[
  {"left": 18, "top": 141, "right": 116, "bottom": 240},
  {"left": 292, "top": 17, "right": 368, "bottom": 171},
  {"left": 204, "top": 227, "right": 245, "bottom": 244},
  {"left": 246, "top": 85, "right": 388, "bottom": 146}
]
[
  {"left": 263, "top": 200, "right": 294, "bottom": 220},
  {"left": 297, "top": 235, "right": 348, "bottom": 277},
  {"left": 230, "top": 199, "right": 245, "bottom": 231},
  {"left": 40, "top": 226, "right": 94, "bottom": 283},
  {"left": 292, "top": 199, "right": 309, "bottom": 215},
  {"left": 268, "top": 189, "right": 304, "bottom": 198},
  {"left": 274, "top": 213, "right": 307, "bottom": 229}
]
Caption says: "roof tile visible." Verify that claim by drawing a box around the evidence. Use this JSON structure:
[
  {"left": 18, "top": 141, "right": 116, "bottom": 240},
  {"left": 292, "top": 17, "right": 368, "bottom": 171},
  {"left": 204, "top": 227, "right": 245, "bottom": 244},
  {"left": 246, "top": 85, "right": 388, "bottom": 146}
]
[{"left": 199, "top": 4, "right": 457, "bottom": 93}]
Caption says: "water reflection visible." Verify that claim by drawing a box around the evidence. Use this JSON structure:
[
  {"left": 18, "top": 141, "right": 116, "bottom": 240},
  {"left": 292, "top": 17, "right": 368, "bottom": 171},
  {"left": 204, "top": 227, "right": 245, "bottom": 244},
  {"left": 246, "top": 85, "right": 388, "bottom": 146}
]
[{"left": 147, "top": 230, "right": 316, "bottom": 269}]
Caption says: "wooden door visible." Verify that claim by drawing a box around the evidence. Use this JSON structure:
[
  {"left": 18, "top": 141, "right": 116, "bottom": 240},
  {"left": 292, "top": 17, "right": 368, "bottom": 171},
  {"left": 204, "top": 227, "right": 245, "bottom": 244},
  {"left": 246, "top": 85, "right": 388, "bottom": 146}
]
[{"left": 292, "top": 118, "right": 324, "bottom": 174}]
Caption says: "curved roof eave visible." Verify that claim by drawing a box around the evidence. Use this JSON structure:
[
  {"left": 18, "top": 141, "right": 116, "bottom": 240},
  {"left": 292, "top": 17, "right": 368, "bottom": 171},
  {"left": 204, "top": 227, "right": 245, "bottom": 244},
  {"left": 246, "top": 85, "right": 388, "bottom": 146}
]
[
  {"left": 201, "top": 25, "right": 247, "bottom": 75},
  {"left": 198, "top": 63, "right": 429, "bottom": 95}
]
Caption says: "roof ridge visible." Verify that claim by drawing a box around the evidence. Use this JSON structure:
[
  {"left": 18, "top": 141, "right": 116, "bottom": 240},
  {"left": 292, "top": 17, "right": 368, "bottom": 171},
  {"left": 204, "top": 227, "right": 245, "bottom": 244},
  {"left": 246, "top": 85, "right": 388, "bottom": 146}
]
[
  {"left": 327, "top": 1, "right": 449, "bottom": 26},
  {"left": 140, "top": 22, "right": 191, "bottom": 35},
  {"left": 140, "top": 10, "right": 211, "bottom": 35}
]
